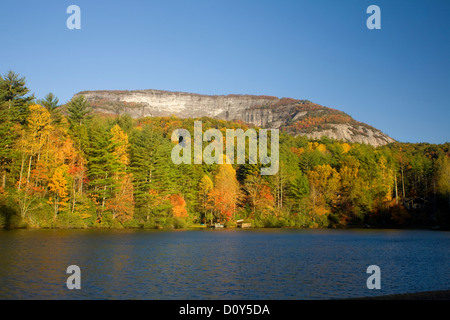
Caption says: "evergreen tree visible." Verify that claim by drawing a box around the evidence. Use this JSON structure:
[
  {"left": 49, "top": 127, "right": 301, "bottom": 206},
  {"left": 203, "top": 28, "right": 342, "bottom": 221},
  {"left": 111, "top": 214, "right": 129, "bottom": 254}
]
[
  {"left": 130, "top": 125, "right": 156, "bottom": 216},
  {"left": 37, "top": 92, "right": 63, "bottom": 125},
  {"left": 66, "top": 95, "right": 91, "bottom": 127},
  {"left": 0, "top": 70, "right": 34, "bottom": 123},
  {"left": 0, "top": 71, "right": 34, "bottom": 188},
  {"left": 38, "top": 92, "right": 59, "bottom": 111},
  {"left": 129, "top": 125, "right": 175, "bottom": 221},
  {"left": 290, "top": 174, "right": 310, "bottom": 201},
  {"left": 66, "top": 95, "right": 90, "bottom": 153},
  {"left": 84, "top": 119, "right": 119, "bottom": 219},
  {"left": 0, "top": 113, "right": 14, "bottom": 188}
]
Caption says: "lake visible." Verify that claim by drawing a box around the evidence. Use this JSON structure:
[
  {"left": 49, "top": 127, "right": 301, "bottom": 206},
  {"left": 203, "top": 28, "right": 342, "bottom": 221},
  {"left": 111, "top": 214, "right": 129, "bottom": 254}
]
[{"left": 0, "top": 228, "right": 449, "bottom": 299}]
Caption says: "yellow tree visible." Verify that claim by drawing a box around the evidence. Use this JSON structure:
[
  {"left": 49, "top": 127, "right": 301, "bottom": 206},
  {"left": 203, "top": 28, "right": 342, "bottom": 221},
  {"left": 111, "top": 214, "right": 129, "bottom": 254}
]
[
  {"left": 339, "top": 157, "right": 360, "bottom": 198},
  {"left": 208, "top": 164, "right": 242, "bottom": 222},
  {"left": 308, "top": 164, "right": 341, "bottom": 219},
  {"left": 110, "top": 124, "right": 130, "bottom": 168},
  {"left": 16, "top": 105, "right": 52, "bottom": 192},
  {"left": 338, "top": 157, "right": 363, "bottom": 223},
  {"left": 106, "top": 173, "right": 134, "bottom": 222},
  {"left": 38, "top": 122, "right": 87, "bottom": 215},
  {"left": 25, "top": 105, "right": 52, "bottom": 185},
  {"left": 308, "top": 142, "right": 327, "bottom": 153},
  {"left": 244, "top": 174, "right": 275, "bottom": 218},
  {"left": 437, "top": 156, "right": 450, "bottom": 197},
  {"left": 60, "top": 137, "right": 87, "bottom": 213},
  {"left": 377, "top": 156, "right": 395, "bottom": 205},
  {"left": 198, "top": 175, "right": 213, "bottom": 223},
  {"left": 14, "top": 124, "right": 30, "bottom": 192},
  {"left": 105, "top": 125, "right": 134, "bottom": 221},
  {"left": 341, "top": 143, "right": 351, "bottom": 154},
  {"left": 48, "top": 166, "right": 69, "bottom": 218},
  {"left": 14, "top": 105, "right": 52, "bottom": 220}
]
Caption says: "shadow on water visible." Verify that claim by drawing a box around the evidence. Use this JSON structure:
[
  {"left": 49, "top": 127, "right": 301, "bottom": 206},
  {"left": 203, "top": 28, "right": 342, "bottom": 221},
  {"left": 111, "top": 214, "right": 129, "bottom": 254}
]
[{"left": 0, "top": 204, "right": 20, "bottom": 230}]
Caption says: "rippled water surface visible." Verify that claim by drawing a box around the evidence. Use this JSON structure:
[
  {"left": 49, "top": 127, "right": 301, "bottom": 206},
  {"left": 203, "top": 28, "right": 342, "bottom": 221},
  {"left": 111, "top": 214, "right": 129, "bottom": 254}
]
[{"left": 0, "top": 228, "right": 449, "bottom": 299}]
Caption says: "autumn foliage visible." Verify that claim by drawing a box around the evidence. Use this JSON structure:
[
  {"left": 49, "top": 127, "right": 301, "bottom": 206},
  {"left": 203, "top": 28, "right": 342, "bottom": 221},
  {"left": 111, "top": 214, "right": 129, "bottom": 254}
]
[
  {"left": 0, "top": 71, "right": 449, "bottom": 229},
  {"left": 170, "top": 194, "right": 188, "bottom": 218}
]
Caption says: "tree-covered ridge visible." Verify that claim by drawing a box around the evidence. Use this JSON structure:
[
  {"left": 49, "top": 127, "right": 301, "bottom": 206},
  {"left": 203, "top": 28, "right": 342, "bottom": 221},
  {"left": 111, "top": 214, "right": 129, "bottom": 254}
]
[
  {"left": 246, "top": 98, "right": 386, "bottom": 140},
  {"left": 280, "top": 100, "right": 377, "bottom": 134},
  {"left": 0, "top": 71, "right": 449, "bottom": 229}
]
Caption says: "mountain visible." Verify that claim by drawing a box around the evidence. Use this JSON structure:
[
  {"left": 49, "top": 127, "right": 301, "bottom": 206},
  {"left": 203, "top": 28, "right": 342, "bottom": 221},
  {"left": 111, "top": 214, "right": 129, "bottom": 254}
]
[{"left": 73, "top": 89, "right": 395, "bottom": 146}]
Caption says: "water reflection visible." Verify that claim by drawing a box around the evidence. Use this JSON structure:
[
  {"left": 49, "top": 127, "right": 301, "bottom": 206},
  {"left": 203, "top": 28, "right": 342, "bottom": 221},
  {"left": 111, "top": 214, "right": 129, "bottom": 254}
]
[{"left": 0, "top": 228, "right": 449, "bottom": 299}]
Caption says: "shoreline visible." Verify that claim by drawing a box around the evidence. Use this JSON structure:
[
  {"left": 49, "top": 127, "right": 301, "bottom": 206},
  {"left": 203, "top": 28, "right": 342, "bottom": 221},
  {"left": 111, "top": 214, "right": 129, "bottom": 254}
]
[
  {"left": 350, "top": 289, "right": 450, "bottom": 300},
  {"left": 1, "top": 224, "right": 449, "bottom": 231}
]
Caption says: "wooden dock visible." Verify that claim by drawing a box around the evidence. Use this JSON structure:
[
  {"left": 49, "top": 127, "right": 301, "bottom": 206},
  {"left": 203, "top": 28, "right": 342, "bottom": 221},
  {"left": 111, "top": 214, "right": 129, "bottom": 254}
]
[{"left": 236, "top": 219, "right": 251, "bottom": 228}]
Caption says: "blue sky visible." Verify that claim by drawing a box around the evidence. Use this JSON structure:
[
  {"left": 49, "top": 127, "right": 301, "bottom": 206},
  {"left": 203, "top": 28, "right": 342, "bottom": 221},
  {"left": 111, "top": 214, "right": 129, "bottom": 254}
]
[{"left": 1, "top": 0, "right": 449, "bottom": 144}]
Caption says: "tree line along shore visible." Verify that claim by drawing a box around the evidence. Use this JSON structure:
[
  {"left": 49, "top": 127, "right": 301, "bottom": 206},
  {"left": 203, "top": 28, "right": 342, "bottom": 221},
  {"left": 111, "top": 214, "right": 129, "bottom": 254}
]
[{"left": 0, "top": 71, "right": 449, "bottom": 230}]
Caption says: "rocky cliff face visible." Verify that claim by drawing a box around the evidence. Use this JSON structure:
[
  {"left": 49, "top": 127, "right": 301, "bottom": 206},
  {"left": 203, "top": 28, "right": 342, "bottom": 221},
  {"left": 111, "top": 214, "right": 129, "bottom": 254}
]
[{"left": 74, "top": 89, "right": 395, "bottom": 147}]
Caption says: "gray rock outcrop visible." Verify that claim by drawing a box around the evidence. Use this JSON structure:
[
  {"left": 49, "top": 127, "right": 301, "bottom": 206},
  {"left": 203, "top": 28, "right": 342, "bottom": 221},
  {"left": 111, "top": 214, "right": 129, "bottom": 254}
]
[{"left": 73, "top": 89, "right": 395, "bottom": 147}]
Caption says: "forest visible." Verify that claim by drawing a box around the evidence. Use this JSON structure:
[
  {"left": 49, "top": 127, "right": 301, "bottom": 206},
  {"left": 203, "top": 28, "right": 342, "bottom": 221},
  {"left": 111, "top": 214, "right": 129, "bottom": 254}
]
[{"left": 0, "top": 71, "right": 449, "bottom": 229}]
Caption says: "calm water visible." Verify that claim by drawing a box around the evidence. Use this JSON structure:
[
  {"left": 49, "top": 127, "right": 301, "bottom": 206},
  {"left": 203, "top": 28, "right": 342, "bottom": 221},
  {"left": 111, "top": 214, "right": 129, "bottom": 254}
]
[{"left": 0, "top": 228, "right": 449, "bottom": 299}]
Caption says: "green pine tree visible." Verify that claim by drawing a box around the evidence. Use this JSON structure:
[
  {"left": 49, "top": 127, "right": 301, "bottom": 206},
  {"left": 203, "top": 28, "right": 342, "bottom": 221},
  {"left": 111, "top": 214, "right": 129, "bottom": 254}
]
[
  {"left": 37, "top": 92, "right": 63, "bottom": 125},
  {"left": 85, "top": 119, "right": 120, "bottom": 220},
  {"left": 66, "top": 95, "right": 91, "bottom": 127},
  {"left": 0, "top": 70, "right": 34, "bottom": 124}
]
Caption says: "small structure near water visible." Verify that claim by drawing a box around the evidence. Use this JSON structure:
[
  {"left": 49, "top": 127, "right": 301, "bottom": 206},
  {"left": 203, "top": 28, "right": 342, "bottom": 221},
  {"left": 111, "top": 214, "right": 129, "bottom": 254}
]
[{"left": 236, "top": 219, "right": 251, "bottom": 228}]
